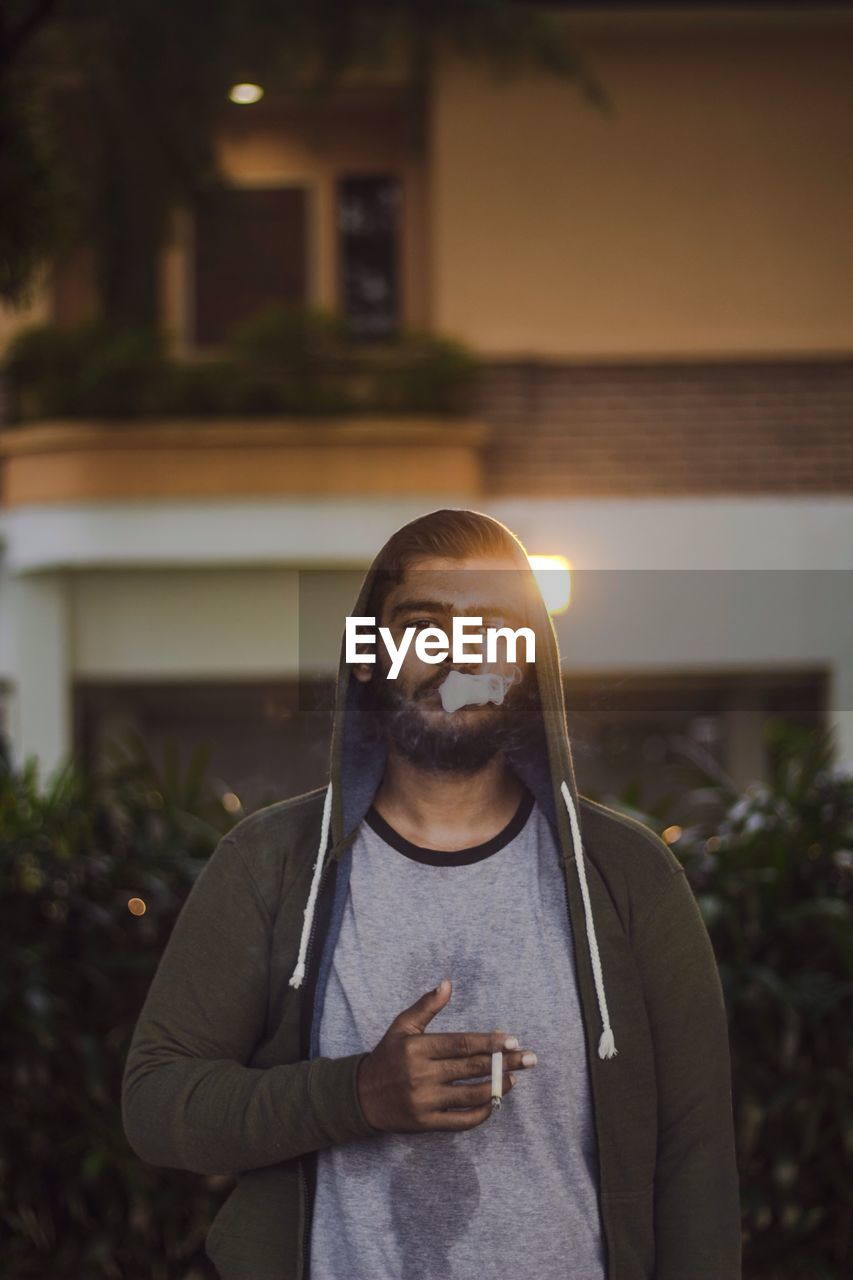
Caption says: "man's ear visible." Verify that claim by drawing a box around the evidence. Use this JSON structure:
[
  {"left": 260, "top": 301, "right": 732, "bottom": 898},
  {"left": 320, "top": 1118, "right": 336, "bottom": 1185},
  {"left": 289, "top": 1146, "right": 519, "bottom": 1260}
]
[{"left": 352, "top": 663, "right": 374, "bottom": 685}]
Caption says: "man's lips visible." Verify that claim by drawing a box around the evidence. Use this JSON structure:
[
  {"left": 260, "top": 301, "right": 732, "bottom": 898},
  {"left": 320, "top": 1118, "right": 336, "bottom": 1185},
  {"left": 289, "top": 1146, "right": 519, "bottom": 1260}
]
[
  {"left": 417, "top": 686, "right": 492, "bottom": 711},
  {"left": 417, "top": 675, "right": 489, "bottom": 700},
  {"left": 410, "top": 671, "right": 518, "bottom": 707}
]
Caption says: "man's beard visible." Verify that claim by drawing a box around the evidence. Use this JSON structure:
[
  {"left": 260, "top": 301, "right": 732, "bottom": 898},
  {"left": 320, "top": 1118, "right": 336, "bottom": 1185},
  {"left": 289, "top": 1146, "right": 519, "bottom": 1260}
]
[{"left": 363, "top": 665, "right": 541, "bottom": 775}]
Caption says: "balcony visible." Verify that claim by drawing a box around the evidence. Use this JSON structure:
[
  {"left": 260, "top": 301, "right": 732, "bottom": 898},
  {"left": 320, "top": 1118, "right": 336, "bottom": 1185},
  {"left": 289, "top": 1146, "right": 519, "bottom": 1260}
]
[
  {"left": 0, "top": 307, "right": 485, "bottom": 505},
  {"left": 0, "top": 416, "right": 485, "bottom": 505}
]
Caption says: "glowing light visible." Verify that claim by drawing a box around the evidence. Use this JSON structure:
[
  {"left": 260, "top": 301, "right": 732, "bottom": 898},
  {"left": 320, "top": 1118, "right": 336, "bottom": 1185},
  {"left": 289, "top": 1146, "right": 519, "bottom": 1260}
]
[
  {"left": 128, "top": 897, "right": 147, "bottom": 916},
  {"left": 228, "top": 83, "right": 264, "bottom": 105},
  {"left": 527, "top": 554, "right": 572, "bottom": 615},
  {"left": 662, "top": 825, "right": 683, "bottom": 845}
]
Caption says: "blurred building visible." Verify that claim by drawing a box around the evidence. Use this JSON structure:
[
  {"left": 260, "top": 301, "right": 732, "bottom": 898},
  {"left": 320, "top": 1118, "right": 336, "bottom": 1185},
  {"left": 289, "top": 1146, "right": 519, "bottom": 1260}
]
[{"left": 1, "top": 3, "right": 852, "bottom": 812}]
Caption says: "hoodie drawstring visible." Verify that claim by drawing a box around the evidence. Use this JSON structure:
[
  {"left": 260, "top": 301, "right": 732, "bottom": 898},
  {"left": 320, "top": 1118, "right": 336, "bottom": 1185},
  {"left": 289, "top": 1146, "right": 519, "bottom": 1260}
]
[
  {"left": 561, "top": 780, "right": 617, "bottom": 1059},
  {"left": 288, "top": 780, "right": 334, "bottom": 989},
  {"left": 289, "top": 777, "right": 617, "bottom": 1063}
]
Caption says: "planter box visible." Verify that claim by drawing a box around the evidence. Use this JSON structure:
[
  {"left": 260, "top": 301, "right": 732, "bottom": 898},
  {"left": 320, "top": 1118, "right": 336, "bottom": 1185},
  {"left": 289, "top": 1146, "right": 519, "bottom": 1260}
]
[{"left": 0, "top": 418, "right": 486, "bottom": 506}]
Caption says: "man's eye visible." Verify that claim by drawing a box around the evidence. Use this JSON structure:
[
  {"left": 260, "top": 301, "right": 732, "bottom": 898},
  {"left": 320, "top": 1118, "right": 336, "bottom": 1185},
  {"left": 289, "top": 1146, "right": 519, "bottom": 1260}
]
[{"left": 411, "top": 619, "right": 436, "bottom": 631}]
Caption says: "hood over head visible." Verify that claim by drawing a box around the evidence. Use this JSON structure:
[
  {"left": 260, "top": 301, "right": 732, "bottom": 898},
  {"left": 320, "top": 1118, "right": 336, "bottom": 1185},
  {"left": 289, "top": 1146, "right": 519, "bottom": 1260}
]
[{"left": 288, "top": 509, "right": 617, "bottom": 1060}]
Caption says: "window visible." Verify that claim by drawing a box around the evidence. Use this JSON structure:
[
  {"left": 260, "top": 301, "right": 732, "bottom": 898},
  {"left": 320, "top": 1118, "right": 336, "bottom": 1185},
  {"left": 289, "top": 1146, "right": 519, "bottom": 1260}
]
[
  {"left": 566, "top": 669, "right": 826, "bottom": 804},
  {"left": 73, "top": 679, "right": 333, "bottom": 814},
  {"left": 337, "top": 174, "right": 401, "bottom": 338},
  {"left": 193, "top": 185, "right": 308, "bottom": 345}
]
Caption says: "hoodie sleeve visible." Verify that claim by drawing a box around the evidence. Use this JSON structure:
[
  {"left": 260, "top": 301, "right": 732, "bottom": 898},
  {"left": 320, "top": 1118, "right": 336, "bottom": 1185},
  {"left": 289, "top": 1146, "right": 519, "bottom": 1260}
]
[
  {"left": 634, "top": 867, "right": 743, "bottom": 1280},
  {"left": 121, "top": 831, "right": 379, "bottom": 1176}
]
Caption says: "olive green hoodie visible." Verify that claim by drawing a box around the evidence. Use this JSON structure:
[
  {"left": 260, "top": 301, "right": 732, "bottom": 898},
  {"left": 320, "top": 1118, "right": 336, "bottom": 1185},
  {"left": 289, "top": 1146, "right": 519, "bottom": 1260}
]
[{"left": 121, "top": 520, "right": 742, "bottom": 1280}]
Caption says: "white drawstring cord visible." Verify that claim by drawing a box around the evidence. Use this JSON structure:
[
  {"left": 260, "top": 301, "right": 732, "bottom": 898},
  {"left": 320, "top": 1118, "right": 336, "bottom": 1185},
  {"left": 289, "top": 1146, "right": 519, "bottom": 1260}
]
[
  {"left": 288, "top": 781, "right": 334, "bottom": 989},
  {"left": 561, "top": 780, "right": 618, "bottom": 1060}
]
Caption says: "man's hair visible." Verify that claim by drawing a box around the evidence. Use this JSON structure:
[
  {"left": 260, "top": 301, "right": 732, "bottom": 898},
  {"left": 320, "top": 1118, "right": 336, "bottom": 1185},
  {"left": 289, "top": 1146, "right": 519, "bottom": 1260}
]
[{"left": 365, "top": 508, "right": 531, "bottom": 624}]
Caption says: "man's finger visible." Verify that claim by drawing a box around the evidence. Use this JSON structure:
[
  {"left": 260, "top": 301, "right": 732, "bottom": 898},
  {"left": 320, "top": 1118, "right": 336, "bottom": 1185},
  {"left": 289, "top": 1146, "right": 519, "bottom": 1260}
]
[
  {"left": 434, "top": 1051, "right": 536, "bottom": 1082},
  {"left": 387, "top": 979, "right": 453, "bottom": 1037},
  {"left": 423, "top": 1102, "right": 495, "bottom": 1132},
  {"left": 420, "top": 1030, "right": 517, "bottom": 1059},
  {"left": 433, "top": 1073, "right": 515, "bottom": 1111}
]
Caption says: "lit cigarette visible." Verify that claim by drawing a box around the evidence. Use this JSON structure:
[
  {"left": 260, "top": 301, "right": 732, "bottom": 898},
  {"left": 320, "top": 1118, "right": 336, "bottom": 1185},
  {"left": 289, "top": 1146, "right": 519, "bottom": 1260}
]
[{"left": 491, "top": 1051, "right": 503, "bottom": 1110}]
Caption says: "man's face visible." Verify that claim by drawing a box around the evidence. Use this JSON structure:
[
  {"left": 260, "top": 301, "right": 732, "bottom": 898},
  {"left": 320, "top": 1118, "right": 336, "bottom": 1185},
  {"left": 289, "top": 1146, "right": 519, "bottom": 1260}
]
[{"left": 355, "top": 555, "right": 541, "bottom": 774}]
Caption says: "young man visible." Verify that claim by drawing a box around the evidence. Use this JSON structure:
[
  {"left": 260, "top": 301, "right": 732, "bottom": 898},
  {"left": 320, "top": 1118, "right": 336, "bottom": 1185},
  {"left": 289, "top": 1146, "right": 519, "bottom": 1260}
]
[{"left": 122, "top": 509, "right": 742, "bottom": 1280}]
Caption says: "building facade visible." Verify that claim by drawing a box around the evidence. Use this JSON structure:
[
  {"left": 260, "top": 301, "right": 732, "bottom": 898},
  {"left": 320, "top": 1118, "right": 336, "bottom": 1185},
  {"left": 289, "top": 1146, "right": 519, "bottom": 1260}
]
[{"left": 1, "top": 4, "right": 852, "bottom": 812}]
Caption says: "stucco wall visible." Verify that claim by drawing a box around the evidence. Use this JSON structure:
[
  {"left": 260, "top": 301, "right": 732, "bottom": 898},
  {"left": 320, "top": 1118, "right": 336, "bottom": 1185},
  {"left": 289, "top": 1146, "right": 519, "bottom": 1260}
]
[{"left": 431, "top": 18, "right": 853, "bottom": 357}]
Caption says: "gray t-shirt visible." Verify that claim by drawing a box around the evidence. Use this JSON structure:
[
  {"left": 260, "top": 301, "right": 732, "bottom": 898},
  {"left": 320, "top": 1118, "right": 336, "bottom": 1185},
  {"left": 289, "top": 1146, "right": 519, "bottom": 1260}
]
[{"left": 309, "top": 787, "right": 606, "bottom": 1280}]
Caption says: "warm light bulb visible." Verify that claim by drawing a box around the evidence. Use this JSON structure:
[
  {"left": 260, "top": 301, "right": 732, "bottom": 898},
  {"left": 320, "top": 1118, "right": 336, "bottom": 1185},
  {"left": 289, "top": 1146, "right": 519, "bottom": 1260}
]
[
  {"left": 528, "top": 554, "right": 572, "bottom": 615},
  {"left": 228, "top": 83, "right": 264, "bottom": 105}
]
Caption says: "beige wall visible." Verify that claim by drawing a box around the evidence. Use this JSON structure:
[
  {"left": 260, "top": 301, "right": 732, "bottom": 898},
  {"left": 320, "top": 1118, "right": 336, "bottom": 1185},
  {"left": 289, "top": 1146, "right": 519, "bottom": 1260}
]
[{"left": 431, "top": 18, "right": 853, "bottom": 358}]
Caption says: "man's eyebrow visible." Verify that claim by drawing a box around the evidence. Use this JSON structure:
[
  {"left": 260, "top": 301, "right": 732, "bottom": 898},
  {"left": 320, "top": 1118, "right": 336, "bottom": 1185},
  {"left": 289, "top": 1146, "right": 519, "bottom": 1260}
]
[
  {"left": 388, "top": 599, "right": 525, "bottom": 624},
  {"left": 388, "top": 598, "right": 451, "bottom": 623}
]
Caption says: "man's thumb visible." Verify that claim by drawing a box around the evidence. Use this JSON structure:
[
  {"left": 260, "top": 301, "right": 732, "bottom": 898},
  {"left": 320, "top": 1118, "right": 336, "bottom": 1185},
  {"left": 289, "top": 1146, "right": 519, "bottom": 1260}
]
[{"left": 389, "top": 978, "right": 452, "bottom": 1036}]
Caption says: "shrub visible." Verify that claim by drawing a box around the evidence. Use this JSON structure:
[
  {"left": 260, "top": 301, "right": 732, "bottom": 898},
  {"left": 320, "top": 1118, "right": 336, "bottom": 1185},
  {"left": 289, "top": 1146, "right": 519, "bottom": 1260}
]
[
  {"left": 0, "top": 731, "right": 235, "bottom": 1278},
  {"left": 8, "top": 716, "right": 846, "bottom": 1276},
  {"left": 226, "top": 302, "right": 345, "bottom": 366},
  {"left": 609, "top": 720, "right": 853, "bottom": 1280},
  {"left": 5, "top": 318, "right": 170, "bottom": 420},
  {"left": 2, "top": 306, "right": 478, "bottom": 421},
  {"left": 367, "top": 331, "right": 479, "bottom": 415}
]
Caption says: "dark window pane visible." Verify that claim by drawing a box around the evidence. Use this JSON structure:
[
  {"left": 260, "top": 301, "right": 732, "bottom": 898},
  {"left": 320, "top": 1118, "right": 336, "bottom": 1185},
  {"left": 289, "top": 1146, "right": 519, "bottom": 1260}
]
[
  {"left": 194, "top": 186, "right": 307, "bottom": 345},
  {"left": 338, "top": 174, "right": 400, "bottom": 339},
  {"left": 73, "top": 679, "right": 333, "bottom": 814},
  {"left": 72, "top": 669, "right": 826, "bottom": 819}
]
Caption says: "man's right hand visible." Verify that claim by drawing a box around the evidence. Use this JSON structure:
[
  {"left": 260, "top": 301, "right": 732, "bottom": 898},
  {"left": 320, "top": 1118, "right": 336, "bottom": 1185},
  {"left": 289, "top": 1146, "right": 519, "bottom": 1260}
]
[{"left": 356, "top": 978, "right": 538, "bottom": 1133}]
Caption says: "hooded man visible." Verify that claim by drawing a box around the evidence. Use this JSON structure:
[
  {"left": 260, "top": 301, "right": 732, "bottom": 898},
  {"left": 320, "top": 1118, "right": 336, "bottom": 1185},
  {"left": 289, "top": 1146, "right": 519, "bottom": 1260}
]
[{"left": 122, "top": 509, "right": 742, "bottom": 1280}]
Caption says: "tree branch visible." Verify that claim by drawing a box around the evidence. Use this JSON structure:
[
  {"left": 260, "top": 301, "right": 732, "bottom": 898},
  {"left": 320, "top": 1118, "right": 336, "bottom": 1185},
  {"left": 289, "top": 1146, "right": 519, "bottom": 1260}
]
[{"left": 0, "top": 0, "right": 60, "bottom": 70}]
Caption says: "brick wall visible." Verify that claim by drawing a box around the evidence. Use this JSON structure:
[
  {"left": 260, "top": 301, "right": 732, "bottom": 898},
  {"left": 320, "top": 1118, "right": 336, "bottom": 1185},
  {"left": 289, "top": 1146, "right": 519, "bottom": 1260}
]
[{"left": 476, "top": 359, "right": 853, "bottom": 495}]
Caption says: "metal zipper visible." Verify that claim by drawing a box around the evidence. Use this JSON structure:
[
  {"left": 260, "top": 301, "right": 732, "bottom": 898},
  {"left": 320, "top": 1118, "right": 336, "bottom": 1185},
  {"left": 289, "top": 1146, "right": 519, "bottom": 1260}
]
[
  {"left": 296, "top": 850, "right": 335, "bottom": 1280},
  {"left": 297, "top": 1162, "right": 309, "bottom": 1280}
]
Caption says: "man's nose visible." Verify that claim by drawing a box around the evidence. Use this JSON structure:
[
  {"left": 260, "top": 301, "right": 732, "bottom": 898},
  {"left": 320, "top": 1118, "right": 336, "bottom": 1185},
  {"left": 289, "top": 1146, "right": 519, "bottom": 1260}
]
[{"left": 453, "top": 618, "right": 491, "bottom": 670}]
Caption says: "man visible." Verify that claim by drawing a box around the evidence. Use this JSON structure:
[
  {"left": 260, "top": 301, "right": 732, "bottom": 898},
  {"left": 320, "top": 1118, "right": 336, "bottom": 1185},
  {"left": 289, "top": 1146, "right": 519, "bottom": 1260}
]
[{"left": 122, "top": 509, "right": 742, "bottom": 1280}]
